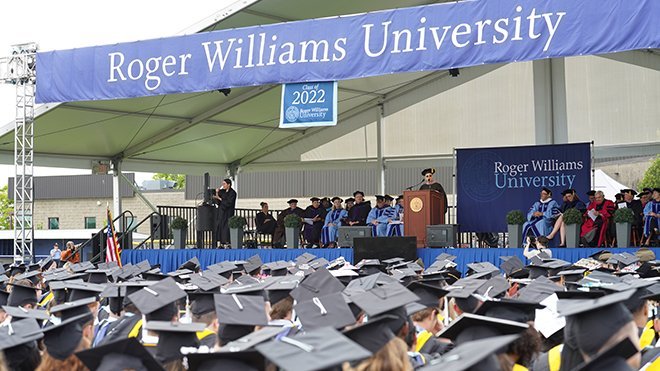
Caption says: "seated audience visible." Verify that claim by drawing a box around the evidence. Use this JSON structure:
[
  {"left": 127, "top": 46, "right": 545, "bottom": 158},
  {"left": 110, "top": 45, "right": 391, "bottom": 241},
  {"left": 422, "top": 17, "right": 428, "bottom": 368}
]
[
  {"left": 346, "top": 191, "right": 371, "bottom": 226},
  {"left": 303, "top": 197, "right": 327, "bottom": 247},
  {"left": 273, "top": 199, "right": 304, "bottom": 248},
  {"left": 643, "top": 188, "right": 660, "bottom": 246},
  {"left": 255, "top": 202, "right": 276, "bottom": 236}
]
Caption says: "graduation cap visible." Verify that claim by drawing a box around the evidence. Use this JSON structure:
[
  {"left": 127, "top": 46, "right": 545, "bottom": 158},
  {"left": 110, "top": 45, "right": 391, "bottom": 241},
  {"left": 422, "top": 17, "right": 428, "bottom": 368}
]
[
  {"left": 407, "top": 281, "right": 448, "bottom": 308},
  {"left": 345, "top": 197, "right": 355, "bottom": 203},
  {"left": 572, "top": 337, "right": 638, "bottom": 371},
  {"left": 187, "top": 350, "right": 264, "bottom": 371},
  {"left": 37, "top": 256, "right": 54, "bottom": 270},
  {"left": 554, "top": 290, "right": 606, "bottom": 299},
  {"left": 557, "top": 290, "right": 635, "bottom": 357},
  {"left": 143, "top": 321, "right": 205, "bottom": 363},
  {"left": 589, "top": 250, "right": 612, "bottom": 262},
  {"left": 207, "top": 261, "right": 237, "bottom": 278},
  {"left": 330, "top": 196, "right": 342, "bottom": 203},
  {"left": 0, "top": 318, "right": 43, "bottom": 351},
  {"left": 36, "top": 312, "right": 94, "bottom": 360},
  {"left": 255, "top": 327, "right": 372, "bottom": 371},
  {"left": 308, "top": 258, "right": 329, "bottom": 270},
  {"left": 421, "top": 168, "right": 436, "bottom": 176},
  {"left": 586, "top": 190, "right": 596, "bottom": 196},
  {"left": 14, "top": 270, "right": 41, "bottom": 286},
  {"left": 606, "top": 252, "right": 639, "bottom": 268},
  {"left": 445, "top": 278, "right": 485, "bottom": 299},
  {"left": 295, "top": 292, "right": 356, "bottom": 330},
  {"left": 127, "top": 277, "right": 186, "bottom": 316},
  {"left": 96, "top": 261, "right": 119, "bottom": 270},
  {"left": 436, "top": 312, "right": 529, "bottom": 345},
  {"left": 222, "top": 276, "right": 269, "bottom": 297},
  {"left": 290, "top": 268, "right": 345, "bottom": 302},
  {"left": 2, "top": 305, "right": 49, "bottom": 321},
  {"left": 6, "top": 281, "right": 38, "bottom": 307},
  {"left": 514, "top": 276, "right": 563, "bottom": 303},
  {"left": 214, "top": 293, "right": 268, "bottom": 326},
  {"left": 287, "top": 199, "right": 299, "bottom": 204},
  {"left": 474, "top": 299, "right": 544, "bottom": 323},
  {"left": 243, "top": 255, "right": 263, "bottom": 275},
  {"left": 296, "top": 253, "right": 317, "bottom": 265},
  {"left": 179, "top": 256, "right": 201, "bottom": 273},
  {"left": 422, "top": 335, "right": 520, "bottom": 371},
  {"left": 167, "top": 268, "right": 194, "bottom": 283},
  {"left": 43, "top": 270, "right": 87, "bottom": 282},
  {"left": 500, "top": 256, "right": 529, "bottom": 279},
  {"left": 266, "top": 261, "right": 292, "bottom": 277},
  {"left": 352, "top": 190, "right": 364, "bottom": 197},
  {"left": 70, "top": 261, "right": 95, "bottom": 273},
  {"left": 350, "top": 282, "right": 420, "bottom": 317},
  {"left": 561, "top": 188, "right": 576, "bottom": 196},
  {"left": 188, "top": 272, "right": 228, "bottom": 292},
  {"left": 83, "top": 269, "right": 111, "bottom": 284},
  {"left": 219, "top": 326, "right": 284, "bottom": 353},
  {"left": 475, "top": 276, "right": 509, "bottom": 299},
  {"left": 75, "top": 337, "right": 164, "bottom": 371},
  {"left": 50, "top": 297, "right": 96, "bottom": 320},
  {"left": 189, "top": 292, "right": 216, "bottom": 317},
  {"left": 620, "top": 188, "right": 637, "bottom": 196},
  {"left": 343, "top": 315, "right": 397, "bottom": 353},
  {"left": 466, "top": 262, "right": 499, "bottom": 278},
  {"left": 65, "top": 281, "right": 106, "bottom": 301},
  {"left": 309, "top": 197, "right": 320, "bottom": 202},
  {"left": 265, "top": 276, "right": 301, "bottom": 305}
]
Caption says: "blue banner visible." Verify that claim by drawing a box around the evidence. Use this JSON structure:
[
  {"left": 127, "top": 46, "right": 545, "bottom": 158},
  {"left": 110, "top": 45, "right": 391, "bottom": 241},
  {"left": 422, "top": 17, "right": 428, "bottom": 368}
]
[
  {"left": 280, "top": 81, "right": 337, "bottom": 128},
  {"left": 456, "top": 143, "right": 591, "bottom": 232},
  {"left": 36, "top": 0, "right": 660, "bottom": 103}
]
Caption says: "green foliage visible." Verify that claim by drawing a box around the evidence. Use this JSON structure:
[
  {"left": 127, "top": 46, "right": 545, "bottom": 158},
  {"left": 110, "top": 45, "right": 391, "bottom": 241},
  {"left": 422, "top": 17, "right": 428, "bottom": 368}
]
[
  {"left": 170, "top": 216, "right": 188, "bottom": 230},
  {"left": 506, "top": 210, "right": 526, "bottom": 225},
  {"left": 562, "top": 208, "right": 583, "bottom": 225},
  {"left": 284, "top": 214, "right": 302, "bottom": 228},
  {"left": 638, "top": 155, "right": 660, "bottom": 190},
  {"left": 0, "top": 185, "right": 13, "bottom": 230},
  {"left": 152, "top": 173, "right": 186, "bottom": 189},
  {"left": 229, "top": 215, "right": 247, "bottom": 229},
  {"left": 613, "top": 208, "right": 635, "bottom": 224}
]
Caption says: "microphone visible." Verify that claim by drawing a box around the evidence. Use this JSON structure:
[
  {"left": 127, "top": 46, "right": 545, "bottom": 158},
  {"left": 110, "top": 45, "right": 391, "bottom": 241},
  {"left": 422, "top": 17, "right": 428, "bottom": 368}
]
[{"left": 405, "top": 179, "right": 425, "bottom": 191}]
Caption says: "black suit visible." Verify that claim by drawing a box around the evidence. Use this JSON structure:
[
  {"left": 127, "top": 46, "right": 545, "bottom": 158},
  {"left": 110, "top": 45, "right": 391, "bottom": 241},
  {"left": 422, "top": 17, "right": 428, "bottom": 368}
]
[{"left": 215, "top": 187, "right": 237, "bottom": 244}]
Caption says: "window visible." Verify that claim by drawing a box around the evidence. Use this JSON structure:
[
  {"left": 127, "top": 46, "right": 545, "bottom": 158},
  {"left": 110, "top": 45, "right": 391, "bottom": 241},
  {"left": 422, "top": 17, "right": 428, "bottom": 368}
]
[
  {"left": 84, "top": 217, "right": 96, "bottom": 229},
  {"left": 48, "top": 217, "right": 59, "bottom": 230}
]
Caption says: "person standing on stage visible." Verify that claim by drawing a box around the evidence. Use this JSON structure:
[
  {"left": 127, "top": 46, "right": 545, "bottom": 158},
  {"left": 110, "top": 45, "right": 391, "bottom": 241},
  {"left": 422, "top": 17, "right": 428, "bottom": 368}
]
[
  {"left": 419, "top": 168, "right": 448, "bottom": 215},
  {"left": 213, "top": 178, "right": 236, "bottom": 248}
]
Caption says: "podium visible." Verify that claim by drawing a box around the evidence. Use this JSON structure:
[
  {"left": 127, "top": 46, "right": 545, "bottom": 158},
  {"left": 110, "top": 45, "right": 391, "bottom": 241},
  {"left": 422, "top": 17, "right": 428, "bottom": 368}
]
[{"left": 404, "top": 190, "right": 445, "bottom": 247}]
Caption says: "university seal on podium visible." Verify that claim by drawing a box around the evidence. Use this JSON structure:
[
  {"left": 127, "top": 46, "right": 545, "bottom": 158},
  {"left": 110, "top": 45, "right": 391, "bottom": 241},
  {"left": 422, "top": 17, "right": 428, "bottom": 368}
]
[{"left": 410, "top": 197, "right": 423, "bottom": 213}]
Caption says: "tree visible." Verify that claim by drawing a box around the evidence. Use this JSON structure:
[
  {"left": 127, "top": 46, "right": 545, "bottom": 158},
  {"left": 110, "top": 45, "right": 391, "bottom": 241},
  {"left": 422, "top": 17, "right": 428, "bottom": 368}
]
[
  {"left": 152, "top": 173, "right": 185, "bottom": 189},
  {"left": 638, "top": 155, "right": 660, "bottom": 190},
  {"left": 0, "top": 185, "right": 13, "bottom": 230}
]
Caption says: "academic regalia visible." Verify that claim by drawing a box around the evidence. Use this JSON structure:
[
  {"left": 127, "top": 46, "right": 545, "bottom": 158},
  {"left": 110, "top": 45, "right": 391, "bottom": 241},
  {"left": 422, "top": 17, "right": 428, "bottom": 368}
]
[
  {"left": 321, "top": 208, "right": 348, "bottom": 246},
  {"left": 385, "top": 205, "right": 404, "bottom": 237},
  {"left": 419, "top": 182, "right": 448, "bottom": 215},
  {"left": 302, "top": 204, "right": 327, "bottom": 245},
  {"left": 197, "top": 329, "right": 217, "bottom": 348},
  {"left": 580, "top": 199, "right": 615, "bottom": 247},
  {"left": 522, "top": 198, "right": 560, "bottom": 240},
  {"left": 255, "top": 211, "right": 276, "bottom": 235},
  {"left": 367, "top": 205, "right": 389, "bottom": 236},
  {"left": 346, "top": 201, "right": 371, "bottom": 226},
  {"left": 560, "top": 198, "right": 587, "bottom": 214},
  {"left": 216, "top": 187, "right": 237, "bottom": 245},
  {"left": 97, "top": 312, "right": 143, "bottom": 345},
  {"left": 273, "top": 206, "right": 304, "bottom": 245},
  {"left": 643, "top": 199, "right": 659, "bottom": 239}
]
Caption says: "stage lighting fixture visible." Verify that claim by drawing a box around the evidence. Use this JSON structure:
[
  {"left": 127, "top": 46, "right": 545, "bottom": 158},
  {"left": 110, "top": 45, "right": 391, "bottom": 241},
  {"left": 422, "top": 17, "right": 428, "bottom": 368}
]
[
  {"left": 217, "top": 88, "right": 232, "bottom": 96},
  {"left": 448, "top": 68, "right": 460, "bottom": 77}
]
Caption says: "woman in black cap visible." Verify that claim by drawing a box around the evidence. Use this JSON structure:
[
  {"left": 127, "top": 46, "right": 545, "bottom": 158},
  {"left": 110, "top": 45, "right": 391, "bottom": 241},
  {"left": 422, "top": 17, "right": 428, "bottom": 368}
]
[{"left": 419, "top": 168, "right": 448, "bottom": 216}]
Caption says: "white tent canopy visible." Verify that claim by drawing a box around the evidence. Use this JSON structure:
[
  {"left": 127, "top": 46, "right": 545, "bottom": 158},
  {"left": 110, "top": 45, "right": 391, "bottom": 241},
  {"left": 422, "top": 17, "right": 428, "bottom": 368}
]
[{"left": 594, "top": 169, "right": 629, "bottom": 201}]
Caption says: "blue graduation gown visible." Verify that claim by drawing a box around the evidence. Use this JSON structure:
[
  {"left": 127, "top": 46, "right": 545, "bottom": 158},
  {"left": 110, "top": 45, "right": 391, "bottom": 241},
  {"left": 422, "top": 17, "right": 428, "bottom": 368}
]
[
  {"left": 321, "top": 209, "right": 348, "bottom": 245},
  {"left": 522, "top": 199, "right": 560, "bottom": 240},
  {"left": 643, "top": 200, "right": 660, "bottom": 238},
  {"left": 367, "top": 206, "right": 390, "bottom": 236},
  {"left": 386, "top": 204, "right": 404, "bottom": 236}
]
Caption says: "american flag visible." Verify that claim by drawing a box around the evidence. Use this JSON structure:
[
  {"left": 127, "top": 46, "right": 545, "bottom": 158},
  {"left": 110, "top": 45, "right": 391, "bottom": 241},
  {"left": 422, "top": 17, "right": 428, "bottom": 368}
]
[{"left": 106, "top": 208, "right": 122, "bottom": 266}]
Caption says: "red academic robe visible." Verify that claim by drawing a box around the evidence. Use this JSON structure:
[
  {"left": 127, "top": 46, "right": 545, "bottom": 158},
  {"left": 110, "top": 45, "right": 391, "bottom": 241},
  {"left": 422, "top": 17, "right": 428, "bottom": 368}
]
[{"left": 580, "top": 199, "right": 615, "bottom": 247}]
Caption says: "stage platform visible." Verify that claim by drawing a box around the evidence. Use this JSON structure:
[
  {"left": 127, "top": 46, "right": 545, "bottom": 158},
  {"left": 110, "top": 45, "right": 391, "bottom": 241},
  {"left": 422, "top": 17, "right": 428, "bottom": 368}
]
[{"left": 121, "top": 247, "right": 660, "bottom": 274}]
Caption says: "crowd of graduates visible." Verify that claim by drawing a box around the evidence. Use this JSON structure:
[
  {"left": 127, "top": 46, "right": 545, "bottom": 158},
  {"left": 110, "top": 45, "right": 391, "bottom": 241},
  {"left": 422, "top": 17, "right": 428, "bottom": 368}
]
[
  {"left": 522, "top": 187, "right": 660, "bottom": 247},
  {"left": 4, "top": 244, "right": 660, "bottom": 370}
]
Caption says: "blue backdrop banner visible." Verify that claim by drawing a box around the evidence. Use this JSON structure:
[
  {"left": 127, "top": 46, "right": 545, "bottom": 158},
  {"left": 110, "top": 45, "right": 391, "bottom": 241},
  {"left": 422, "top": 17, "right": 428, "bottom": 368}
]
[
  {"left": 280, "top": 81, "right": 337, "bottom": 128},
  {"left": 36, "top": 0, "right": 660, "bottom": 103},
  {"left": 457, "top": 143, "right": 591, "bottom": 232}
]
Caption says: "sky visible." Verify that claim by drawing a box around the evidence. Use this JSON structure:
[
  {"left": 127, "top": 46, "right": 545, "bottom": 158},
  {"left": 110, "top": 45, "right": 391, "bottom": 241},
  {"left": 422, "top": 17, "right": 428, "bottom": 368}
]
[{"left": 0, "top": 0, "right": 236, "bottom": 187}]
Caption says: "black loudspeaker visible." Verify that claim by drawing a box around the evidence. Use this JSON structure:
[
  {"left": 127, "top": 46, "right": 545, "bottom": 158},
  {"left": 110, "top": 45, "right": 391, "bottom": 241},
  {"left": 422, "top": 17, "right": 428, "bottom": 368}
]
[
  {"left": 353, "top": 236, "right": 417, "bottom": 264},
  {"left": 196, "top": 205, "right": 215, "bottom": 231},
  {"left": 426, "top": 224, "right": 459, "bottom": 247},
  {"left": 91, "top": 234, "right": 101, "bottom": 261},
  {"left": 150, "top": 214, "right": 165, "bottom": 238},
  {"left": 337, "top": 226, "right": 373, "bottom": 247}
]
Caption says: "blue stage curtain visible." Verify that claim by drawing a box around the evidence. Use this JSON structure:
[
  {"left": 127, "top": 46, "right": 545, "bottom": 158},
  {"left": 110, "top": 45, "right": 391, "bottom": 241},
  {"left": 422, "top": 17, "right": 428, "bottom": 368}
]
[{"left": 121, "top": 248, "right": 660, "bottom": 274}]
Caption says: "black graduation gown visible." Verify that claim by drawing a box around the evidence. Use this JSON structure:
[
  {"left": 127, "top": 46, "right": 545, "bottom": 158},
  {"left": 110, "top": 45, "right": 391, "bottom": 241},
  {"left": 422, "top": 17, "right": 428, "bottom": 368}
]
[
  {"left": 302, "top": 205, "right": 327, "bottom": 244},
  {"left": 97, "top": 313, "right": 142, "bottom": 346},
  {"left": 347, "top": 201, "right": 371, "bottom": 226},
  {"left": 273, "top": 207, "right": 305, "bottom": 245},
  {"left": 256, "top": 211, "right": 276, "bottom": 234},
  {"left": 217, "top": 187, "right": 237, "bottom": 244},
  {"left": 419, "top": 182, "right": 448, "bottom": 215}
]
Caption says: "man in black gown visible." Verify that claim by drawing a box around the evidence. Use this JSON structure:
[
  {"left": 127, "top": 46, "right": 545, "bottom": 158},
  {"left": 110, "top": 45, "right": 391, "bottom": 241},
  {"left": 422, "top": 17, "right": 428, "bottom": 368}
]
[
  {"left": 346, "top": 191, "right": 371, "bottom": 226},
  {"left": 213, "top": 178, "right": 236, "bottom": 247},
  {"left": 273, "top": 199, "right": 305, "bottom": 248}
]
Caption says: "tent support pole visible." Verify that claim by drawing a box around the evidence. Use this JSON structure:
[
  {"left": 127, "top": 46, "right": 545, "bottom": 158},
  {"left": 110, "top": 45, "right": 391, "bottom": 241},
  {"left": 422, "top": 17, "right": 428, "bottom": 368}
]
[
  {"left": 112, "top": 159, "right": 123, "bottom": 231},
  {"left": 376, "top": 104, "right": 385, "bottom": 195}
]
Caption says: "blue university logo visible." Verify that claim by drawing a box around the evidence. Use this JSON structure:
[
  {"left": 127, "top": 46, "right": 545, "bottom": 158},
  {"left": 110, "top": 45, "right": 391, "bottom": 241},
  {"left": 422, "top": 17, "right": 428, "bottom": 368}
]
[{"left": 285, "top": 106, "right": 300, "bottom": 122}]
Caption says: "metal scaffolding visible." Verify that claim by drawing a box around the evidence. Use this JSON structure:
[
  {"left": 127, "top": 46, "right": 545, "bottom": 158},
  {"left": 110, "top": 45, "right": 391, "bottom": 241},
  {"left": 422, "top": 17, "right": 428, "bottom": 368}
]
[{"left": 1, "top": 43, "right": 38, "bottom": 263}]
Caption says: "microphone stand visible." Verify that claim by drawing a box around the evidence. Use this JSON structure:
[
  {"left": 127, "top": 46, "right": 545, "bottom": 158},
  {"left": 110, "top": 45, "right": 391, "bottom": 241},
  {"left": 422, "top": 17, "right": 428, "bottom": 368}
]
[{"left": 405, "top": 179, "right": 425, "bottom": 191}]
